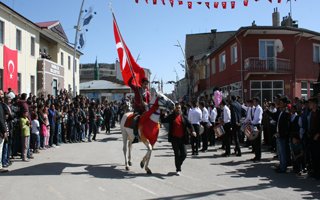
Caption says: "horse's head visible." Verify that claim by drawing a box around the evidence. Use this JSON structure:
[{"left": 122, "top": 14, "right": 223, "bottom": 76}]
[{"left": 152, "top": 91, "right": 174, "bottom": 110}]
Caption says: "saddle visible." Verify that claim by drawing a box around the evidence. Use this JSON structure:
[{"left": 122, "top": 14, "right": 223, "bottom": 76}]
[{"left": 124, "top": 113, "right": 140, "bottom": 130}]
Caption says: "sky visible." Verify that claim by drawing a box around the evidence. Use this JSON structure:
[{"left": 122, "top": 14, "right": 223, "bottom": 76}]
[{"left": 1, "top": 0, "right": 319, "bottom": 93}]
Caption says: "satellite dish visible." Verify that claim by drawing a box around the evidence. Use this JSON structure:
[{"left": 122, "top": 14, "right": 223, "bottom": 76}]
[{"left": 275, "top": 39, "right": 284, "bottom": 53}]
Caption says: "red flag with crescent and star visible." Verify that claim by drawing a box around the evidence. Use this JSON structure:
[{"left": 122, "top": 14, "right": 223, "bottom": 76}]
[
  {"left": 3, "top": 45, "right": 18, "bottom": 93},
  {"left": 113, "top": 16, "right": 145, "bottom": 87}
]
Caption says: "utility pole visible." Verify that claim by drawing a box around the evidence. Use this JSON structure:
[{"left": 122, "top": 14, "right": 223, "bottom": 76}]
[{"left": 72, "top": 0, "right": 85, "bottom": 97}]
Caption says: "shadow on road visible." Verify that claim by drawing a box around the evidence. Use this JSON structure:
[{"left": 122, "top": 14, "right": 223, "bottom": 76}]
[
  {"left": 209, "top": 159, "right": 320, "bottom": 200},
  {"left": 0, "top": 162, "right": 176, "bottom": 180}
]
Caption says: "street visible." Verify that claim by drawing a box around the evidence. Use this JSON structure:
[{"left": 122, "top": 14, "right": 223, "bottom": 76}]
[{"left": 0, "top": 125, "right": 319, "bottom": 200}]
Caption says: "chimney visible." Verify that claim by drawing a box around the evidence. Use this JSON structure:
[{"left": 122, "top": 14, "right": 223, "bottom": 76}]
[{"left": 272, "top": 7, "right": 280, "bottom": 27}]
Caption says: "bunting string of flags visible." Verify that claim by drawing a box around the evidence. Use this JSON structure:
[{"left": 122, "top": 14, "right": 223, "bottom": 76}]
[{"left": 134, "top": 0, "right": 285, "bottom": 9}]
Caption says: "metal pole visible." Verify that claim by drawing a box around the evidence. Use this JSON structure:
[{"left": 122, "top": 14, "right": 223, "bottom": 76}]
[{"left": 72, "top": 0, "right": 85, "bottom": 97}]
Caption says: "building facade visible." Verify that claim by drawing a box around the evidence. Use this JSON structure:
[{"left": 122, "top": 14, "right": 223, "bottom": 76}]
[{"left": 0, "top": 2, "right": 81, "bottom": 96}]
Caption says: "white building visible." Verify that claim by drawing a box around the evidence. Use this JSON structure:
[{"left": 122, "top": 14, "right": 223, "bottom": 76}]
[{"left": 0, "top": 2, "right": 81, "bottom": 96}]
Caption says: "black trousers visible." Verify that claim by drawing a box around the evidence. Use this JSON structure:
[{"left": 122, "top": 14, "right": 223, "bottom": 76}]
[
  {"left": 171, "top": 137, "right": 187, "bottom": 172},
  {"left": 231, "top": 124, "right": 241, "bottom": 155},
  {"left": 191, "top": 124, "right": 200, "bottom": 154},
  {"left": 209, "top": 122, "right": 215, "bottom": 146},
  {"left": 223, "top": 123, "right": 232, "bottom": 155},
  {"left": 201, "top": 122, "right": 209, "bottom": 151},
  {"left": 252, "top": 125, "right": 262, "bottom": 160}
]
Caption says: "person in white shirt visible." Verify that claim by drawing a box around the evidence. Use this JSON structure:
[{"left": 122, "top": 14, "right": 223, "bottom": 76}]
[
  {"left": 251, "top": 97, "right": 263, "bottom": 162},
  {"left": 209, "top": 104, "right": 217, "bottom": 146},
  {"left": 199, "top": 101, "right": 209, "bottom": 152},
  {"left": 220, "top": 99, "right": 232, "bottom": 157},
  {"left": 31, "top": 113, "right": 40, "bottom": 153},
  {"left": 188, "top": 101, "right": 202, "bottom": 155}
]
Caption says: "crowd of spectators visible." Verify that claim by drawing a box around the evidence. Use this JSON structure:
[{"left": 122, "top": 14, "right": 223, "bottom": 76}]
[{"left": 0, "top": 88, "right": 128, "bottom": 173}]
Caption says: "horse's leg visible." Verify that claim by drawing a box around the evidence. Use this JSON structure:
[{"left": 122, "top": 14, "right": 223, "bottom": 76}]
[
  {"left": 144, "top": 142, "right": 153, "bottom": 174},
  {"left": 122, "top": 130, "right": 129, "bottom": 171},
  {"left": 128, "top": 138, "right": 133, "bottom": 166}
]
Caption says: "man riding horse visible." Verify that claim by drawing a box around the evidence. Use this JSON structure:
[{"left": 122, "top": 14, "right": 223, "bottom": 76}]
[{"left": 128, "top": 76, "right": 150, "bottom": 143}]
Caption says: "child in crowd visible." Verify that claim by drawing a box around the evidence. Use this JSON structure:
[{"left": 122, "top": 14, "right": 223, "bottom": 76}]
[
  {"left": 20, "top": 111, "right": 31, "bottom": 161},
  {"left": 31, "top": 113, "right": 40, "bottom": 153},
  {"left": 290, "top": 134, "right": 304, "bottom": 175},
  {"left": 42, "top": 106, "right": 50, "bottom": 149}
]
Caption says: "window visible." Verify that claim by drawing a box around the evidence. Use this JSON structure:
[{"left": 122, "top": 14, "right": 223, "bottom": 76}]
[
  {"left": 231, "top": 44, "right": 238, "bottom": 64},
  {"left": 219, "top": 52, "right": 226, "bottom": 72},
  {"left": 52, "top": 79, "right": 58, "bottom": 97},
  {"left": 30, "top": 75, "right": 35, "bottom": 95},
  {"left": 30, "top": 36, "right": 35, "bottom": 56},
  {"left": 301, "top": 81, "right": 308, "bottom": 99},
  {"left": 60, "top": 52, "right": 64, "bottom": 66},
  {"left": 68, "top": 56, "right": 71, "bottom": 70},
  {"left": 259, "top": 40, "right": 275, "bottom": 59},
  {"left": 313, "top": 44, "right": 320, "bottom": 63},
  {"left": 211, "top": 58, "right": 216, "bottom": 74},
  {"left": 205, "top": 59, "right": 210, "bottom": 78},
  {"left": 0, "top": 20, "right": 4, "bottom": 44},
  {"left": 310, "top": 82, "right": 314, "bottom": 97},
  {"left": 16, "top": 29, "right": 22, "bottom": 51},
  {"left": 251, "top": 80, "right": 284, "bottom": 102}
]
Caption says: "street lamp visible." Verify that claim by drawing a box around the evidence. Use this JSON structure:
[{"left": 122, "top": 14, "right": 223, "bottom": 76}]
[{"left": 174, "top": 40, "right": 191, "bottom": 101}]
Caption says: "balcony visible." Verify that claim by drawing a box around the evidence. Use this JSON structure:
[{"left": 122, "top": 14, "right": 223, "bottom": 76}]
[{"left": 244, "top": 57, "right": 291, "bottom": 80}]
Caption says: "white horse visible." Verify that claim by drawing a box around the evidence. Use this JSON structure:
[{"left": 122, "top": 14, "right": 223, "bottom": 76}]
[{"left": 120, "top": 91, "right": 174, "bottom": 174}]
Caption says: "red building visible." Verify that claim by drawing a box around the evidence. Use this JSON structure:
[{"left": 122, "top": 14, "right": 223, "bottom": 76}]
[{"left": 186, "top": 13, "right": 320, "bottom": 102}]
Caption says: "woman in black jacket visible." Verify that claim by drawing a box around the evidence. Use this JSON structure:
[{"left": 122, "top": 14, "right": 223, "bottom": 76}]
[{"left": 161, "top": 102, "right": 195, "bottom": 175}]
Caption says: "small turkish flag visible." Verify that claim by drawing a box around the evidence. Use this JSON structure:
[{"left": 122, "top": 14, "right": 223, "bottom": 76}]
[
  {"left": 231, "top": 1, "right": 235, "bottom": 8},
  {"left": 153, "top": 0, "right": 157, "bottom": 4},
  {"left": 169, "top": 0, "right": 174, "bottom": 7},
  {"left": 244, "top": 0, "right": 248, "bottom": 6},
  {"left": 222, "top": 1, "right": 227, "bottom": 9},
  {"left": 278, "top": 0, "right": 281, "bottom": 2},
  {"left": 135, "top": 0, "right": 139, "bottom": 3},
  {"left": 197, "top": 2, "right": 202, "bottom": 5},
  {"left": 178, "top": 0, "right": 183, "bottom": 5},
  {"left": 146, "top": 0, "right": 148, "bottom": 4},
  {"left": 205, "top": 2, "right": 210, "bottom": 9},
  {"left": 214, "top": 2, "right": 219, "bottom": 8},
  {"left": 269, "top": 0, "right": 272, "bottom": 3},
  {"left": 188, "top": 1, "right": 192, "bottom": 9},
  {"left": 161, "top": 0, "right": 165, "bottom": 5}
]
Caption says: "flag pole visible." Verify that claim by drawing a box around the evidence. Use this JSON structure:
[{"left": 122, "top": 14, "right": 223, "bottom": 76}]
[{"left": 109, "top": 3, "right": 145, "bottom": 104}]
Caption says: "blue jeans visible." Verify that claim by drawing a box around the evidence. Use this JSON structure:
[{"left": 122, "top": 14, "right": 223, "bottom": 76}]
[
  {"left": 31, "top": 133, "right": 40, "bottom": 150},
  {"left": 2, "top": 141, "right": 9, "bottom": 166},
  {"left": 56, "top": 123, "right": 62, "bottom": 145},
  {"left": 277, "top": 137, "right": 288, "bottom": 171}
]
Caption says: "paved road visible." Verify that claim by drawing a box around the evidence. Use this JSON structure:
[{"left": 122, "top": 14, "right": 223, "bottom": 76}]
[{"left": 0, "top": 125, "right": 319, "bottom": 200}]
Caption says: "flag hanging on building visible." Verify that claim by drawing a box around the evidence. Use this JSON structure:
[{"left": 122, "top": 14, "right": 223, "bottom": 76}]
[
  {"left": 3, "top": 45, "right": 18, "bottom": 93},
  {"left": 113, "top": 15, "right": 146, "bottom": 87}
]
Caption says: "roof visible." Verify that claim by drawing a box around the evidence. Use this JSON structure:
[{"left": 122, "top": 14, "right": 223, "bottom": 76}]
[
  {"left": 80, "top": 80, "right": 130, "bottom": 91},
  {"left": 36, "top": 20, "right": 69, "bottom": 42}
]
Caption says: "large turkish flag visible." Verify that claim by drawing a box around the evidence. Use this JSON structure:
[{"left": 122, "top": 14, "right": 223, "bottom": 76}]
[{"left": 3, "top": 45, "right": 18, "bottom": 93}]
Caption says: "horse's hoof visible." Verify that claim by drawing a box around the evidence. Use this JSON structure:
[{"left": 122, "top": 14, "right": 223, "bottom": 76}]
[
  {"left": 128, "top": 161, "right": 132, "bottom": 166},
  {"left": 125, "top": 166, "right": 130, "bottom": 171},
  {"left": 140, "top": 161, "right": 144, "bottom": 169},
  {"left": 146, "top": 169, "right": 152, "bottom": 174}
]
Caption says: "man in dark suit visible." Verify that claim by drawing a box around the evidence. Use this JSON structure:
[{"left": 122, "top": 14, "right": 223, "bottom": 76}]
[
  {"left": 230, "top": 95, "right": 242, "bottom": 156},
  {"left": 268, "top": 96, "right": 290, "bottom": 172},
  {"left": 161, "top": 102, "right": 195, "bottom": 176}
]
